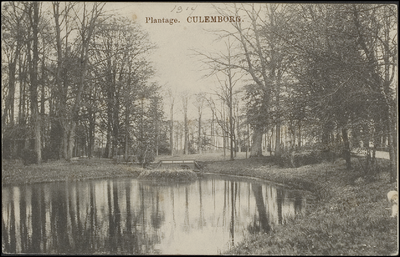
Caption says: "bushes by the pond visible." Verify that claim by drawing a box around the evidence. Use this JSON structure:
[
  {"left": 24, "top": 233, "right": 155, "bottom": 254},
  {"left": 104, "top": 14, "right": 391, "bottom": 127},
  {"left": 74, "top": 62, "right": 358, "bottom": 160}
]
[
  {"left": 21, "top": 148, "right": 38, "bottom": 165},
  {"left": 137, "top": 169, "right": 198, "bottom": 182},
  {"left": 280, "top": 150, "right": 323, "bottom": 168}
]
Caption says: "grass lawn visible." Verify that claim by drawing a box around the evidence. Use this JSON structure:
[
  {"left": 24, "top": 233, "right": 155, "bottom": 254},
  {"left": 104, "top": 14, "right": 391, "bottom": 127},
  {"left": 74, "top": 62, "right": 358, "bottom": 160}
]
[
  {"left": 2, "top": 153, "right": 398, "bottom": 255},
  {"left": 2, "top": 158, "right": 142, "bottom": 186}
]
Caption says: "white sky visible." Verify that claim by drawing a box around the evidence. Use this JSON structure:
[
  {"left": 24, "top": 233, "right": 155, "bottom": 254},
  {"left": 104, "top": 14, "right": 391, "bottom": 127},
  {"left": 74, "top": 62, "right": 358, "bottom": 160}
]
[{"left": 104, "top": 2, "right": 246, "bottom": 119}]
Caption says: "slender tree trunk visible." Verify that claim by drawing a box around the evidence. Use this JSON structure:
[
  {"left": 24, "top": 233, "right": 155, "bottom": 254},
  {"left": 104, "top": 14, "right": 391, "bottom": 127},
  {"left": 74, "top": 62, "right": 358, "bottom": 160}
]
[
  {"left": 246, "top": 123, "right": 250, "bottom": 158},
  {"left": 298, "top": 121, "right": 302, "bottom": 147},
  {"left": 184, "top": 110, "right": 189, "bottom": 155},
  {"left": 2, "top": 50, "right": 19, "bottom": 158},
  {"left": 229, "top": 84, "right": 234, "bottom": 160},
  {"left": 183, "top": 96, "right": 189, "bottom": 155},
  {"left": 88, "top": 108, "right": 95, "bottom": 158},
  {"left": 124, "top": 96, "right": 130, "bottom": 161},
  {"left": 113, "top": 87, "right": 120, "bottom": 156},
  {"left": 211, "top": 116, "right": 215, "bottom": 152},
  {"left": 198, "top": 109, "right": 202, "bottom": 154},
  {"left": 40, "top": 47, "right": 46, "bottom": 116},
  {"left": 18, "top": 56, "right": 26, "bottom": 125},
  {"left": 236, "top": 103, "right": 241, "bottom": 153},
  {"left": 275, "top": 87, "right": 281, "bottom": 156},
  {"left": 223, "top": 130, "right": 226, "bottom": 157},
  {"left": 29, "top": 2, "right": 41, "bottom": 164},
  {"left": 5, "top": 62, "right": 16, "bottom": 125},
  {"left": 154, "top": 98, "right": 159, "bottom": 156},
  {"left": 321, "top": 122, "right": 331, "bottom": 151},
  {"left": 68, "top": 123, "right": 76, "bottom": 158},
  {"left": 275, "top": 123, "right": 281, "bottom": 156},
  {"left": 124, "top": 67, "right": 133, "bottom": 161},
  {"left": 53, "top": 2, "right": 66, "bottom": 159},
  {"left": 170, "top": 101, "right": 174, "bottom": 156},
  {"left": 342, "top": 128, "right": 351, "bottom": 169}
]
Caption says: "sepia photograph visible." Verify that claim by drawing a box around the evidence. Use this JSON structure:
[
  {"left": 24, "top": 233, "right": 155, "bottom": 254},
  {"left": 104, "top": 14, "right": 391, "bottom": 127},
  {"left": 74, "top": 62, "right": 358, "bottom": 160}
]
[{"left": 1, "top": 1, "right": 398, "bottom": 255}]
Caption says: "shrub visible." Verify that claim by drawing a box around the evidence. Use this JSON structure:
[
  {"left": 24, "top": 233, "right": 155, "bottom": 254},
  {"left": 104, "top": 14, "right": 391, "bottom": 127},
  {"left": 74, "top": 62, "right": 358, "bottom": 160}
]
[
  {"left": 20, "top": 148, "right": 38, "bottom": 165},
  {"left": 281, "top": 150, "right": 323, "bottom": 168},
  {"left": 42, "top": 146, "right": 59, "bottom": 162},
  {"left": 137, "top": 150, "right": 155, "bottom": 168}
]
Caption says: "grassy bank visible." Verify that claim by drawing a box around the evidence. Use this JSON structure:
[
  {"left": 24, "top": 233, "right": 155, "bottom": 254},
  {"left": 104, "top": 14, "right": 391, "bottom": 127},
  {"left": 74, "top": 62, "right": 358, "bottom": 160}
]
[
  {"left": 203, "top": 157, "right": 398, "bottom": 255},
  {"left": 2, "top": 158, "right": 142, "bottom": 186}
]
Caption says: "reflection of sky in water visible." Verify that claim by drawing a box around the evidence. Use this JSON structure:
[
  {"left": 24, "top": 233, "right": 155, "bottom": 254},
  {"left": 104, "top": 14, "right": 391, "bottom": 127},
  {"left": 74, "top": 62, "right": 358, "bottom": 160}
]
[{"left": 2, "top": 175, "right": 306, "bottom": 254}]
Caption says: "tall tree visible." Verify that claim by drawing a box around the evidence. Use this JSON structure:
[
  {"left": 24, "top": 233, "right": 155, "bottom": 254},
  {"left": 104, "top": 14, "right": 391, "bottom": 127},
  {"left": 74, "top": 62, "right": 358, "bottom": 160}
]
[
  {"left": 27, "top": 2, "right": 42, "bottom": 164},
  {"left": 166, "top": 88, "right": 176, "bottom": 155},
  {"left": 195, "top": 38, "right": 243, "bottom": 159},
  {"left": 351, "top": 4, "right": 397, "bottom": 180},
  {"left": 193, "top": 92, "right": 207, "bottom": 154},
  {"left": 208, "top": 3, "right": 291, "bottom": 157},
  {"left": 181, "top": 91, "right": 191, "bottom": 155},
  {"left": 1, "top": 2, "right": 27, "bottom": 157},
  {"left": 66, "top": 2, "right": 106, "bottom": 160}
]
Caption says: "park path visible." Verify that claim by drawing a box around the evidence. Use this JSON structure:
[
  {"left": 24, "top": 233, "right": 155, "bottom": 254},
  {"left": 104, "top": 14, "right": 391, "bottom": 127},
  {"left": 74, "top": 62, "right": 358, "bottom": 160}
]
[{"left": 353, "top": 150, "right": 390, "bottom": 160}]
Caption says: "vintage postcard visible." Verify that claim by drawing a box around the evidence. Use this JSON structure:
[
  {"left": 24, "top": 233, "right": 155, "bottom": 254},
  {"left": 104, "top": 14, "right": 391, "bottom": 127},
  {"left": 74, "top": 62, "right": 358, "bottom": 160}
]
[{"left": 2, "top": 2, "right": 398, "bottom": 255}]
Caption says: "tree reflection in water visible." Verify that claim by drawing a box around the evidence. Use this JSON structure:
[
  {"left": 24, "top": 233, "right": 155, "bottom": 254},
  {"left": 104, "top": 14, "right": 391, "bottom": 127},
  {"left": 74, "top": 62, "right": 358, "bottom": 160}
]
[
  {"left": 2, "top": 176, "right": 307, "bottom": 254},
  {"left": 250, "top": 183, "right": 271, "bottom": 233}
]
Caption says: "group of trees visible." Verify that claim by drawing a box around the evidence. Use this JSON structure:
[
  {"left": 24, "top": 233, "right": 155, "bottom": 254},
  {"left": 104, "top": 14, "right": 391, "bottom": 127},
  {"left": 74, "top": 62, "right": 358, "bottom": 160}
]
[
  {"left": 2, "top": 2, "right": 163, "bottom": 165},
  {"left": 194, "top": 3, "right": 397, "bottom": 180},
  {"left": 2, "top": 3, "right": 397, "bottom": 181}
]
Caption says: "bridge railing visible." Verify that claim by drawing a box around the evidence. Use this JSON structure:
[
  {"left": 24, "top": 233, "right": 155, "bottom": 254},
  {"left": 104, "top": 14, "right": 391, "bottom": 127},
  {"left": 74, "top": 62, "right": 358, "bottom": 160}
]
[{"left": 156, "top": 160, "right": 201, "bottom": 171}]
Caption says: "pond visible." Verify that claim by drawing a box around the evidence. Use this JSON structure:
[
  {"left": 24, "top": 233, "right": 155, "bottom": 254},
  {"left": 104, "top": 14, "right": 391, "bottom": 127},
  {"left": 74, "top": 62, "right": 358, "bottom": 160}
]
[{"left": 2, "top": 174, "right": 308, "bottom": 254}]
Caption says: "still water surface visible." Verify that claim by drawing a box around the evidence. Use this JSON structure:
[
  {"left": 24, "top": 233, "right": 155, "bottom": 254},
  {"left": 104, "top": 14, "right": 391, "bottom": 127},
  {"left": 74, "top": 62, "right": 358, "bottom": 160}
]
[{"left": 2, "top": 174, "right": 307, "bottom": 254}]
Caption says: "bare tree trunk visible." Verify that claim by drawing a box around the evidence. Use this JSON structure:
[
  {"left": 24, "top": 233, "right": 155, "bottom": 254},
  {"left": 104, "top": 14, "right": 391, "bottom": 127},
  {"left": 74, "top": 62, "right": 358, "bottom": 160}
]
[
  {"left": 67, "top": 123, "right": 76, "bottom": 158},
  {"left": 229, "top": 79, "right": 234, "bottom": 161},
  {"left": 154, "top": 98, "right": 159, "bottom": 156},
  {"left": 167, "top": 90, "right": 175, "bottom": 156},
  {"left": 342, "top": 128, "right": 351, "bottom": 170},
  {"left": 52, "top": 2, "right": 65, "bottom": 159},
  {"left": 298, "top": 121, "right": 302, "bottom": 147},
  {"left": 211, "top": 116, "right": 215, "bottom": 152},
  {"left": 88, "top": 108, "right": 95, "bottom": 158},
  {"left": 170, "top": 115, "right": 174, "bottom": 156},
  {"left": 198, "top": 109, "right": 202, "bottom": 154},
  {"left": 236, "top": 102, "right": 241, "bottom": 153},
  {"left": 275, "top": 123, "right": 281, "bottom": 156},
  {"left": 246, "top": 123, "right": 250, "bottom": 158},
  {"left": 274, "top": 78, "right": 281, "bottom": 156},
  {"left": 124, "top": 107, "right": 129, "bottom": 160},
  {"left": 182, "top": 94, "right": 190, "bottom": 155},
  {"left": 113, "top": 87, "right": 120, "bottom": 157},
  {"left": 223, "top": 130, "right": 226, "bottom": 158},
  {"left": 28, "top": 2, "right": 42, "bottom": 164},
  {"left": 250, "top": 125, "right": 263, "bottom": 157},
  {"left": 184, "top": 109, "right": 189, "bottom": 155},
  {"left": 1, "top": 46, "right": 19, "bottom": 158},
  {"left": 18, "top": 56, "right": 26, "bottom": 125}
]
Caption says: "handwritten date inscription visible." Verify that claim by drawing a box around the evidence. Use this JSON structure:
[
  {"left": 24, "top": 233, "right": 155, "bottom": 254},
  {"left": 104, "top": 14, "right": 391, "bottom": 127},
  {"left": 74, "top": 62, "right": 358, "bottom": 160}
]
[{"left": 171, "top": 5, "right": 197, "bottom": 15}]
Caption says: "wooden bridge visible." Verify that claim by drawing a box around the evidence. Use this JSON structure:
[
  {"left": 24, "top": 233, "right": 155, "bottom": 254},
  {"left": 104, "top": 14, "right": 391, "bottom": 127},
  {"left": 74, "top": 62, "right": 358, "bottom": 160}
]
[{"left": 155, "top": 160, "right": 202, "bottom": 171}]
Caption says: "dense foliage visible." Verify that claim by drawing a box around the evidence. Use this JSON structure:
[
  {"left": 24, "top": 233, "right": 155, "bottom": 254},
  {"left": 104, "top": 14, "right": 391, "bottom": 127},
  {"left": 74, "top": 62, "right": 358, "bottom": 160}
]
[{"left": 1, "top": 2, "right": 166, "bottom": 166}]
